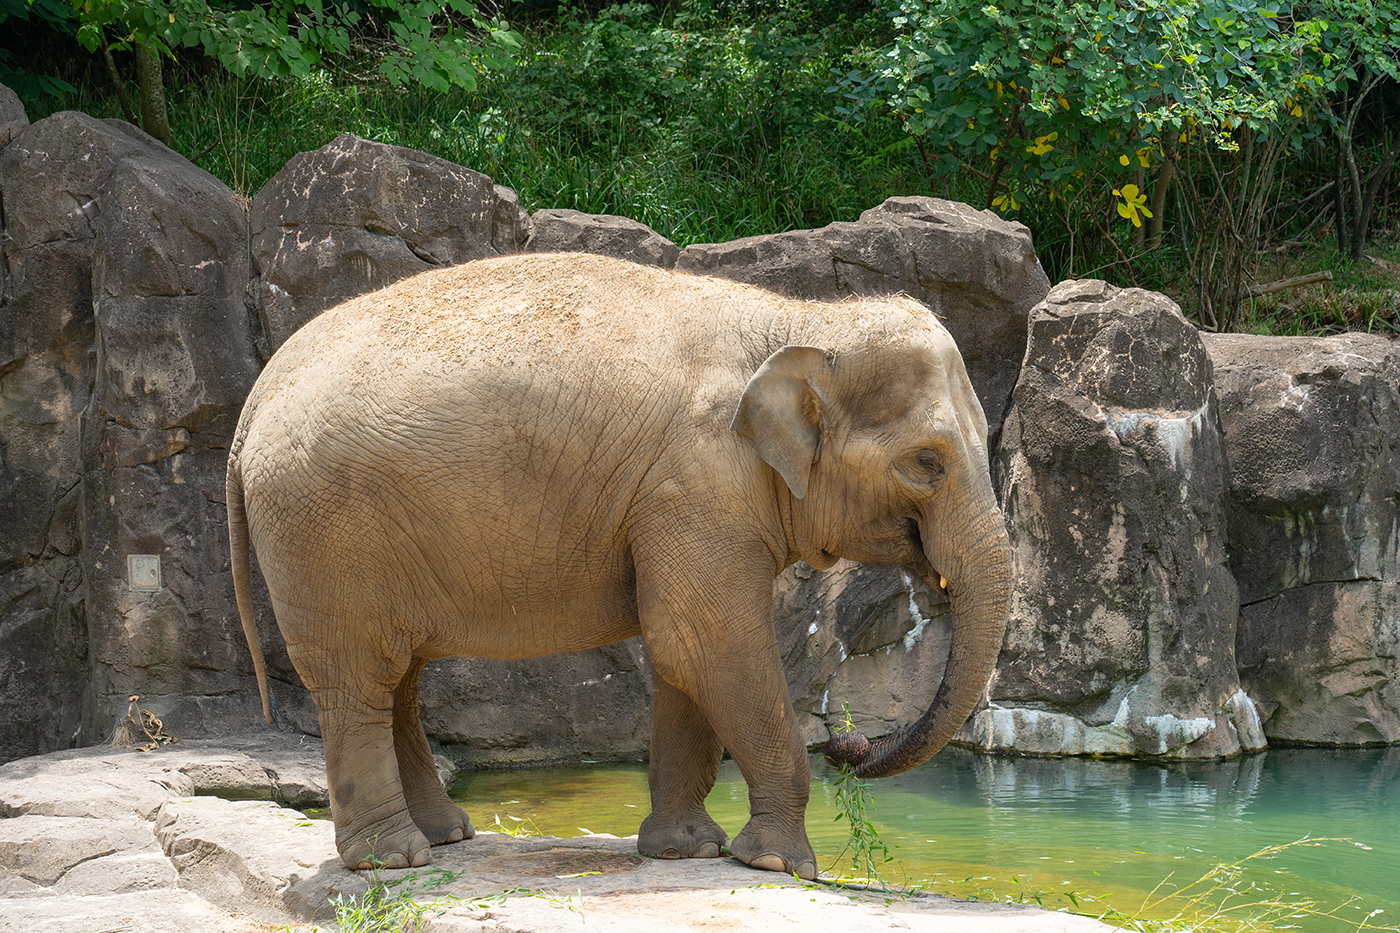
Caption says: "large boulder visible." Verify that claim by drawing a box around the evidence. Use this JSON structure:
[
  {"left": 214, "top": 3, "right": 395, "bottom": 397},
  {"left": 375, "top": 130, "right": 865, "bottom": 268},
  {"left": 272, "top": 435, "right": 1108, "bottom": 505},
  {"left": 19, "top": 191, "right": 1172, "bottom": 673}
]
[
  {"left": 676, "top": 197, "right": 1049, "bottom": 446},
  {"left": 775, "top": 562, "right": 951, "bottom": 746},
  {"left": 80, "top": 145, "right": 320, "bottom": 744},
  {"left": 0, "top": 112, "right": 162, "bottom": 763},
  {"left": 978, "top": 280, "right": 1262, "bottom": 758},
  {"left": 527, "top": 209, "right": 680, "bottom": 268},
  {"left": 420, "top": 641, "right": 654, "bottom": 767},
  {"left": 249, "top": 133, "right": 509, "bottom": 355},
  {"left": 1206, "top": 333, "right": 1400, "bottom": 744}
]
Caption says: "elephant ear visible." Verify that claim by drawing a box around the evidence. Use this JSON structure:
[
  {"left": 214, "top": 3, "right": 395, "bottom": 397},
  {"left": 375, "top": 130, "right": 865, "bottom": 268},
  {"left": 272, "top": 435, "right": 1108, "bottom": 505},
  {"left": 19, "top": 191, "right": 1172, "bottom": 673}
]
[{"left": 730, "top": 345, "right": 830, "bottom": 499}]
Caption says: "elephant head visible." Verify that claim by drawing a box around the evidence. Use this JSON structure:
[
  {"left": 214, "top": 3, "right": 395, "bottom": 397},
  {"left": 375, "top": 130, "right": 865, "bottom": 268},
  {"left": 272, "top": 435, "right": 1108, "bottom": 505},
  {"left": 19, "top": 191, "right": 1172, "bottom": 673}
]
[{"left": 732, "top": 320, "right": 1012, "bottom": 778}]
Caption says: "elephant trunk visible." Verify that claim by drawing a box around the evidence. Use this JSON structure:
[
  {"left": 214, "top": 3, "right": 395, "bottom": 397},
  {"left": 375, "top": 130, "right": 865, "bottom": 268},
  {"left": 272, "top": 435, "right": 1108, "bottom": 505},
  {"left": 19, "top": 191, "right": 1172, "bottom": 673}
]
[{"left": 824, "top": 496, "right": 1011, "bottom": 779}]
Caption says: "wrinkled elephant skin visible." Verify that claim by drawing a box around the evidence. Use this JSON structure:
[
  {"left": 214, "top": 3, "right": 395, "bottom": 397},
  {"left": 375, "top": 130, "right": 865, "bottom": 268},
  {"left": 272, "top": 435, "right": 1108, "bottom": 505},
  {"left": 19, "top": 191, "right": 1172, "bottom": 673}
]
[{"left": 227, "top": 253, "right": 1011, "bottom": 878}]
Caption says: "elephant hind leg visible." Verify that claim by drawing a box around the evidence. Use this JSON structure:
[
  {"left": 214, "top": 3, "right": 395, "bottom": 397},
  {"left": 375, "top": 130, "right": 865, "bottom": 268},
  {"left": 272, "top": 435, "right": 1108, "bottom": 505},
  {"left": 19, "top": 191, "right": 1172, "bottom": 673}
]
[
  {"left": 316, "top": 691, "right": 431, "bottom": 870},
  {"left": 638, "top": 674, "right": 727, "bottom": 860},
  {"left": 393, "top": 658, "right": 475, "bottom": 846}
]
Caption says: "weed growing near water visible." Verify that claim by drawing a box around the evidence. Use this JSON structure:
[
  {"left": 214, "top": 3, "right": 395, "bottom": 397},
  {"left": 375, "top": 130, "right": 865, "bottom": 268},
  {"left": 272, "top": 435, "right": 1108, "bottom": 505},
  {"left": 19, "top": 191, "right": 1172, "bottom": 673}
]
[
  {"left": 926, "top": 838, "right": 1398, "bottom": 933},
  {"left": 827, "top": 705, "right": 895, "bottom": 889},
  {"left": 330, "top": 859, "right": 483, "bottom": 933}
]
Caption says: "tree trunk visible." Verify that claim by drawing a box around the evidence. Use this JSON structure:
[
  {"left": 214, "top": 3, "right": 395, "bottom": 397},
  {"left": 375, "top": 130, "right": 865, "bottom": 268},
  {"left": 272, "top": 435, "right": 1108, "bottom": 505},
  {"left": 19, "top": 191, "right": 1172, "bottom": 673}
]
[
  {"left": 134, "top": 42, "right": 175, "bottom": 150},
  {"left": 100, "top": 35, "right": 138, "bottom": 125},
  {"left": 1148, "top": 130, "right": 1177, "bottom": 248}
]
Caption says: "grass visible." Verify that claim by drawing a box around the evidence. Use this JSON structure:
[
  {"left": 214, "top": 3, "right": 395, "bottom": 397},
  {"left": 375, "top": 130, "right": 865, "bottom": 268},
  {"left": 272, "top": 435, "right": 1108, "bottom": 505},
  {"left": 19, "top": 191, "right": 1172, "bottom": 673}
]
[
  {"left": 900, "top": 838, "right": 1400, "bottom": 933},
  {"left": 1233, "top": 236, "right": 1400, "bottom": 337},
  {"left": 329, "top": 862, "right": 473, "bottom": 933}
]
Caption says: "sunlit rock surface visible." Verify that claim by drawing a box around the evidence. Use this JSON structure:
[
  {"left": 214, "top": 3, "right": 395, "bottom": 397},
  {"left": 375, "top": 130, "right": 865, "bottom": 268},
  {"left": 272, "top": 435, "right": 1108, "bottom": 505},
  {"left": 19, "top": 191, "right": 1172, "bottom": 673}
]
[{"left": 983, "top": 280, "right": 1263, "bottom": 759}]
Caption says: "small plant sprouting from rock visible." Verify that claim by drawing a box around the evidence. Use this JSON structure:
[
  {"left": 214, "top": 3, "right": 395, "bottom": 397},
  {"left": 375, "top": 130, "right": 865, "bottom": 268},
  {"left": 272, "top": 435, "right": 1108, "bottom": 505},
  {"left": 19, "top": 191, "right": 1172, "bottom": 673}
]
[{"left": 829, "top": 704, "right": 894, "bottom": 888}]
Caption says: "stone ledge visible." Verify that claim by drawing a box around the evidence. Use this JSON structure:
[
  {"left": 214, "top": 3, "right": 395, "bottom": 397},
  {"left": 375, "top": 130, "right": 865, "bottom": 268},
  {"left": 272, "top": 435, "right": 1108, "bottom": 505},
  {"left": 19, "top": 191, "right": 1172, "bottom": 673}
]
[{"left": 0, "top": 738, "right": 1117, "bottom": 932}]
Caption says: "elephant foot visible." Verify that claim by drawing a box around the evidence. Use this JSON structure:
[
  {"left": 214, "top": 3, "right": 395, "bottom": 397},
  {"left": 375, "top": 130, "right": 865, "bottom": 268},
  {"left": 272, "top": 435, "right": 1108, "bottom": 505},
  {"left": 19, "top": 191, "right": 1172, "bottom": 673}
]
[
  {"left": 409, "top": 799, "right": 476, "bottom": 847},
  {"left": 729, "top": 821, "right": 817, "bottom": 881},
  {"left": 336, "top": 814, "right": 433, "bottom": 871},
  {"left": 637, "top": 811, "right": 728, "bottom": 860}
]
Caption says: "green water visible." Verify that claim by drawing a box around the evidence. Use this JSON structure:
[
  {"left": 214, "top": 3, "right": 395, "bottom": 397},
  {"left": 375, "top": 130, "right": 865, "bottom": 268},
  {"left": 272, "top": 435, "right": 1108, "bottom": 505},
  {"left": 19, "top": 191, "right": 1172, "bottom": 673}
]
[{"left": 452, "top": 746, "right": 1400, "bottom": 931}]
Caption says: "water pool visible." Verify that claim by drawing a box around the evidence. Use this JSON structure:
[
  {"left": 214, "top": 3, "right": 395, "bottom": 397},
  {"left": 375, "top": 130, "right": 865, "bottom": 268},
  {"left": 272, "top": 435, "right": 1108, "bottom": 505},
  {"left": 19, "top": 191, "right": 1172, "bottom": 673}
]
[{"left": 451, "top": 746, "right": 1399, "bottom": 930}]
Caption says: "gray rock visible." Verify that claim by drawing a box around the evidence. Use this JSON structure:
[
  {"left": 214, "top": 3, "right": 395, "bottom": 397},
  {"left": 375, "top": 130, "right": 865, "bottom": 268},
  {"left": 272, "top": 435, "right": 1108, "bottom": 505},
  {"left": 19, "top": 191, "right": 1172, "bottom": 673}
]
[
  {"left": 493, "top": 184, "right": 533, "bottom": 253},
  {"left": 422, "top": 640, "right": 654, "bottom": 767},
  {"left": 80, "top": 146, "right": 318, "bottom": 746},
  {"left": 527, "top": 209, "right": 680, "bottom": 268},
  {"left": 677, "top": 197, "right": 1050, "bottom": 446},
  {"left": 1207, "top": 333, "right": 1400, "bottom": 744},
  {"left": 981, "top": 280, "right": 1260, "bottom": 758},
  {"left": 0, "top": 814, "right": 170, "bottom": 891},
  {"left": 249, "top": 133, "right": 501, "bottom": 355},
  {"left": 774, "top": 561, "right": 951, "bottom": 746},
  {"left": 0, "top": 112, "right": 175, "bottom": 764},
  {"left": 0, "top": 84, "right": 27, "bottom": 149},
  {"left": 154, "top": 796, "right": 351, "bottom": 923}
]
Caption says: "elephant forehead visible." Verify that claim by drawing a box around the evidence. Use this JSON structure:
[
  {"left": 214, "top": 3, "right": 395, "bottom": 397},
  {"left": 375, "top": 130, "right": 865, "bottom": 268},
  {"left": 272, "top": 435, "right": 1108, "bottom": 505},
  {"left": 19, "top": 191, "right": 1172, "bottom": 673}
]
[{"left": 842, "top": 347, "right": 946, "bottom": 428}]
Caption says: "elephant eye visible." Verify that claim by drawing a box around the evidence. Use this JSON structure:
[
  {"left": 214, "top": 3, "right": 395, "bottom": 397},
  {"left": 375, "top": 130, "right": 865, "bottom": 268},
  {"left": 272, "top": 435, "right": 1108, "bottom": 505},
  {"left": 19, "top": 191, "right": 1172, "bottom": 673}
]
[{"left": 916, "top": 449, "right": 945, "bottom": 479}]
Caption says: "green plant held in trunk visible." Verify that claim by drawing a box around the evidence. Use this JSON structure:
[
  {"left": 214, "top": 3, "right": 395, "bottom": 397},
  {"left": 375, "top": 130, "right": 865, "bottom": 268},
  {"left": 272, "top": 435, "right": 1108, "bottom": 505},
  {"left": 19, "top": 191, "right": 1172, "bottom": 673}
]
[{"left": 829, "top": 704, "right": 894, "bottom": 887}]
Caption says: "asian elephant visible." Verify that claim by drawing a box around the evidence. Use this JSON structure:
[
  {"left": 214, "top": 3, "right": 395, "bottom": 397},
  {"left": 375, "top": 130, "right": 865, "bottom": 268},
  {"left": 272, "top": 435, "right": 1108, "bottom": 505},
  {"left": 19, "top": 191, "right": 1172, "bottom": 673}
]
[{"left": 227, "top": 252, "right": 1011, "bottom": 878}]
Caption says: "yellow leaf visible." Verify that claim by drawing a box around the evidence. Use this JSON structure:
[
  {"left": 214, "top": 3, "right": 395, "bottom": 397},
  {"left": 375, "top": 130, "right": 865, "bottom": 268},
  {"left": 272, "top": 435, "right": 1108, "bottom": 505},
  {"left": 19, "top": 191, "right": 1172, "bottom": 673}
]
[
  {"left": 169, "top": 12, "right": 175, "bottom": 21},
  {"left": 1291, "top": 105, "right": 1303, "bottom": 117},
  {"left": 1119, "top": 155, "right": 1130, "bottom": 167},
  {"left": 1120, "top": 183, "right": 1141, "bottom": 200}
]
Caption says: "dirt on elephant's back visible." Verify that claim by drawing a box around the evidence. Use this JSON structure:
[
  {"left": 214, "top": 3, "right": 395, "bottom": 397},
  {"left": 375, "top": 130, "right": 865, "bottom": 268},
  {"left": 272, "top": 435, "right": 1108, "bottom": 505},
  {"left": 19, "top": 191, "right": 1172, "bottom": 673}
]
[{"left": 339, "top": 253, "right": 690, "bottom": 365}]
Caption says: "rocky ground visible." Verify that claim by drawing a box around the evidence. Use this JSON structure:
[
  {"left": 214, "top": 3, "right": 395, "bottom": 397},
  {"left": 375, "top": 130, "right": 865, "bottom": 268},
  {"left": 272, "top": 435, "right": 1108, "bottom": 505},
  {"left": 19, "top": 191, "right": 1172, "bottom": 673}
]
[{"left": 0, "top": 736, "right": 1115, "bottom": 932}]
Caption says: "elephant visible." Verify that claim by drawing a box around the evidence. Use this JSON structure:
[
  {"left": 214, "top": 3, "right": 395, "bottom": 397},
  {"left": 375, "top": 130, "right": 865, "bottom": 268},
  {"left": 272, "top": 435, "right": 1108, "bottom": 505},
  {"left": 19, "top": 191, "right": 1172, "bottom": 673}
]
[{"left": 227, "top": 251, "right": 1012, "bottom": 878}]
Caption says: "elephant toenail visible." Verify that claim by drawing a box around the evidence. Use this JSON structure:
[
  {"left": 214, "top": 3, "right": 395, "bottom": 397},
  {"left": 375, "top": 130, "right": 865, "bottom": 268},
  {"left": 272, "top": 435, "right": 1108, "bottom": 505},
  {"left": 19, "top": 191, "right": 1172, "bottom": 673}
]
[
  {"left": 410, "top": 847, "right": 431, "bottom": 867},
  {"left": 694, "top": 842, "right": 720, "bottom": 858},
  {"left": 749, "top": 854, "right": 786, "bottom": 873},
  {"left": 796, "top": 860, "right": 818, "bottom": 881},
  {"left": 447, "top": 827, "right": 464, "bottom": 842}
]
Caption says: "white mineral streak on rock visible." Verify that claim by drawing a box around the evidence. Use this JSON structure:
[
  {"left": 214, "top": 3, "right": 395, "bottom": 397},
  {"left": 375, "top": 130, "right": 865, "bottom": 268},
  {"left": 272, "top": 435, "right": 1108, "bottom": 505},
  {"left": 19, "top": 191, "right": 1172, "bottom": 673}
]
[
  {"left": 973, "top": 689, "right": 1263, "bottom": 757},
  {"left": 902, "top": 571, "right": 930, "bottom": 651},
  {"left": 971, "top": 704, "right": 1133, "bottom": 756},
  {"left": 1142, "top": 713, "right": 1214, "bottom": 754},
  {"left": 1227, "top": 689, "right": 1268, "bottom": 751},
  {"left": 808, "top": 621, "right": 819, "bottom": 635},
  {"left": 1103, "top": 401, "right": 1208, "bottom": 476},
  {"left": 1283, "top": 379, "right": 1311, "bottom": 413}
]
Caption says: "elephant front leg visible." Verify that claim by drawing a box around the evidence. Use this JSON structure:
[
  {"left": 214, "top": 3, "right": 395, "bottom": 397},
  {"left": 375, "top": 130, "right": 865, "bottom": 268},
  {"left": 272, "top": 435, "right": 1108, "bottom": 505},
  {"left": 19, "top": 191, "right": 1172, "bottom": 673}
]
[
  {"left": 635, "top": 540, "right": 818, "bottom": 881},
  {"left": 319, "top": 696, "right": 432, "bottom": 870},
  {"left": 393, "top": 658, "right": 475, "bottom": 847},
  {"left": 638, "top": 674, "right": 727, "bottom": 860}
]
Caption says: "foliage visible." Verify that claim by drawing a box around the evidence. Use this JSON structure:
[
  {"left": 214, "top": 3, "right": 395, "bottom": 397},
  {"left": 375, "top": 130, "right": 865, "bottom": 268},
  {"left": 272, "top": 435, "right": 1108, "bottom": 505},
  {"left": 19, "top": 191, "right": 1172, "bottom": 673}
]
[
  {"left": 0, "top": 0, "right": 78, "bottom": 99},
  {"left": 69, "top": 0, "right": 521, "bottom": 90},
  {"left": 836, "top": 0, "right": 1400, "bottom": 329},
  {"left": 330, "top": 861, "right": 488, "bottom": 933},
  {"left": 829, "top": 705, "right": 894, "bottom": 887}
]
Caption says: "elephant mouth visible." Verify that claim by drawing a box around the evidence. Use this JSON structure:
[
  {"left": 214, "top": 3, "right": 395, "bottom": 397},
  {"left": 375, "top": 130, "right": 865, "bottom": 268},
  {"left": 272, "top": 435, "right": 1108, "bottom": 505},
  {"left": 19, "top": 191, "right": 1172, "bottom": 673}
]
[{"left": 905, "top": 518, "right": 948, "bottom": 592}]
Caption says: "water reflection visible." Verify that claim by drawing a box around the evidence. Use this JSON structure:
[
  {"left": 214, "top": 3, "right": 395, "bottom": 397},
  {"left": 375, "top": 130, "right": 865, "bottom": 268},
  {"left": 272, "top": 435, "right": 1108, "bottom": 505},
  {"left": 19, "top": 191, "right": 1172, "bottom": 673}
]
[{"left": 453, "top": 746, "right": 1400, "bottom": 930}]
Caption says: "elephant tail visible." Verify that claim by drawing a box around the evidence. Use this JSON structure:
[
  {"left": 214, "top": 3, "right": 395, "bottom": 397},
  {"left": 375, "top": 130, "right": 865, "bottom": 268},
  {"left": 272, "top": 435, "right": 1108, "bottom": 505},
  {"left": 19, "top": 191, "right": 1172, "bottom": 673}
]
[{"left": 228, "top": 455, "right": 273, "bottom": 725}]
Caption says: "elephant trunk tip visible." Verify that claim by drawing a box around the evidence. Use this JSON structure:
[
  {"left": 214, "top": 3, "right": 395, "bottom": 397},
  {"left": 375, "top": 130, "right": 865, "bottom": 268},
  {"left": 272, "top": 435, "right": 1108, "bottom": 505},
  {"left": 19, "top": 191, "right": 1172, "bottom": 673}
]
[{"left": 823, "top": 731, "right": 871, "bottom": 771}]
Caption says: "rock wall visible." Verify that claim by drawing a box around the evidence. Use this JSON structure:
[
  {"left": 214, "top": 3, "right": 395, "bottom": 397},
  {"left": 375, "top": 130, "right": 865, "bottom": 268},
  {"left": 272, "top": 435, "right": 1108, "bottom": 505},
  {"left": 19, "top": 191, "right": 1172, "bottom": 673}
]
[
  {"left": 1207, "top": 334, "right": 1400, "bottom": 744},
  {"left": 2, "top": 86, "right": 1397, "bottom": 767}
]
